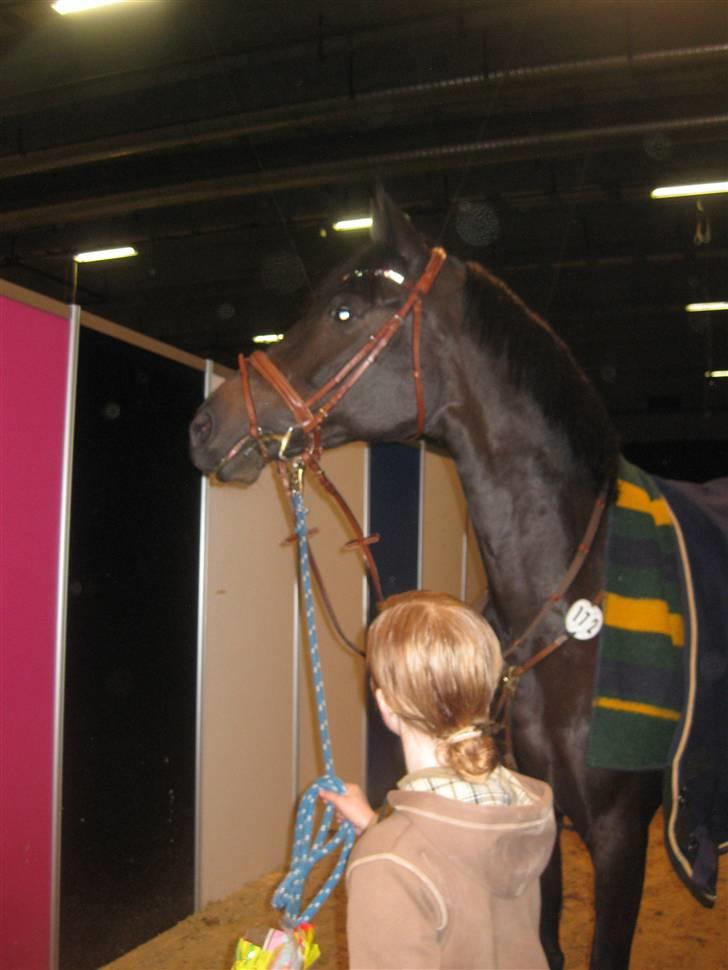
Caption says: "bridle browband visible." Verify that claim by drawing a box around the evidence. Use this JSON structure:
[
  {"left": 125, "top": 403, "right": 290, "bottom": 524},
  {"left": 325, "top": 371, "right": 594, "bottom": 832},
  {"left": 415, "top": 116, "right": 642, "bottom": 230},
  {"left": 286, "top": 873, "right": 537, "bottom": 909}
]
[{"left": 235, "top": 246, "right": 447, "bottom": 469}]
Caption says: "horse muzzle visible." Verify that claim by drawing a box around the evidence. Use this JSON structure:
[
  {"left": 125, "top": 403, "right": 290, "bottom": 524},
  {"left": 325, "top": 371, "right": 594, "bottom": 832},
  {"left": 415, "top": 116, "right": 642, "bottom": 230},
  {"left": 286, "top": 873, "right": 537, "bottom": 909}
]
[
  {"left": 190, "top": 405, "right": 310, "bottom": 484},
  {"left": 188, "top": 404, "right": 264, "bottom": 484}
]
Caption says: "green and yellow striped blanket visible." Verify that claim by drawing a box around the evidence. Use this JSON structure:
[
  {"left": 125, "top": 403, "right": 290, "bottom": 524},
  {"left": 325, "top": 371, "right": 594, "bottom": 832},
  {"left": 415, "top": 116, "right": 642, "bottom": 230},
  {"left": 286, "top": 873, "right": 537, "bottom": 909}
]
[{"left": 587, "top": 458, "right": 685, "bottom": 770}]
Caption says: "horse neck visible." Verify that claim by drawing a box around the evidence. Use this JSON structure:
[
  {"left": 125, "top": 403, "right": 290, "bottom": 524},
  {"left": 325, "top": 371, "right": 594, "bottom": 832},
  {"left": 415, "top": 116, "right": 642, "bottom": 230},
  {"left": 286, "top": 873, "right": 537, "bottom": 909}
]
[{"left": 432, "top": 369, "right": 602, "bottom": 641}]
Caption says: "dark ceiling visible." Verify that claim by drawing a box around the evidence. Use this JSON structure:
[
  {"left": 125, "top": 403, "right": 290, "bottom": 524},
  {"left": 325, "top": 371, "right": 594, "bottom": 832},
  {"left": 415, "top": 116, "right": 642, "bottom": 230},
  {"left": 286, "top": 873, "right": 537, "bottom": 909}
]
[{"left": 1, "top": 0, "right": 727, "bottom": 442}]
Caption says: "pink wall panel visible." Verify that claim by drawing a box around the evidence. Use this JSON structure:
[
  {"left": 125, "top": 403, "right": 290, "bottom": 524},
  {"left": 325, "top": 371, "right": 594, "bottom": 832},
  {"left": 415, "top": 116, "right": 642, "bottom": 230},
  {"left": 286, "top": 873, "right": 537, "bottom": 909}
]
[{"left": 0, "top": 297, "right": 72, "bottom": 970}]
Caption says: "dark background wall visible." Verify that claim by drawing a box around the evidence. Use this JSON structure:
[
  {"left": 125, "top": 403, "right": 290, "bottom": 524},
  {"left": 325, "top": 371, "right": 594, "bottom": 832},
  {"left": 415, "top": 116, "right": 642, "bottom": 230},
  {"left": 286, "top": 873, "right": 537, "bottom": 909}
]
[
  {"left": 60, "top": 328, "right": 202, "bottom": 970},
  {"left": 366, "top": 443, "right": 421, "bottom": 807},
  {"left": 622, "top": 439, "right": 727, "bottom": 483}
]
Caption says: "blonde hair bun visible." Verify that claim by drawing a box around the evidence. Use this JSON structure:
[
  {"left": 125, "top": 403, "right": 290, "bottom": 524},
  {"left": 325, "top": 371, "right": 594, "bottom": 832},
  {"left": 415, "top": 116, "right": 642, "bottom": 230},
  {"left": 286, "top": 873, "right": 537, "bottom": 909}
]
[{"left": 367, "top": 591, "right": 502, "bottom": 782}]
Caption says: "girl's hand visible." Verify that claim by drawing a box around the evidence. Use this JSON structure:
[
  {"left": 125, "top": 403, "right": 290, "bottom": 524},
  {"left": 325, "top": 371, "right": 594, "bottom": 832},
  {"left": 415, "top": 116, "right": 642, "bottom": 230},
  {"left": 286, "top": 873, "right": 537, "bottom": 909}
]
[{"left": 319, "top": 783, "right": 377, "bottom": 835}]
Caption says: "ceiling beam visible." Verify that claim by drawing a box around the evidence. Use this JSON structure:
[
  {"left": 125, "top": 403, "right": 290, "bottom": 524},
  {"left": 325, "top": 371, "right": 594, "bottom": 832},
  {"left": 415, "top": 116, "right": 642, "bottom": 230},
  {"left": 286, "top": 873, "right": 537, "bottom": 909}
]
[
  {"left": 1, "top": 41, "right": 726, "bottom": 179},
  {"left": 2, "top": 112, "right": 728, "bottom": 233}
]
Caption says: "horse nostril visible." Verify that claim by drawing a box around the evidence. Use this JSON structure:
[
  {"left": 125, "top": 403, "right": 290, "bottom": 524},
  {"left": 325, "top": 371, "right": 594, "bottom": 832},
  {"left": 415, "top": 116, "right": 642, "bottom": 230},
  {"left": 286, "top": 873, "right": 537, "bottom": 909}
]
[{"left": 191, "top": 410, "right": 213, "bottom": 446}]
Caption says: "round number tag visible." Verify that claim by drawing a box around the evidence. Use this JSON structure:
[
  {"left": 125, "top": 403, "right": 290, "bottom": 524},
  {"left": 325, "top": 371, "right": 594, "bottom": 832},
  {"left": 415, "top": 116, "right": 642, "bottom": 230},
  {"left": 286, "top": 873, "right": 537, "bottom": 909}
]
[{"left": 565, "top": 599, "right": 604, "bottom": 641}]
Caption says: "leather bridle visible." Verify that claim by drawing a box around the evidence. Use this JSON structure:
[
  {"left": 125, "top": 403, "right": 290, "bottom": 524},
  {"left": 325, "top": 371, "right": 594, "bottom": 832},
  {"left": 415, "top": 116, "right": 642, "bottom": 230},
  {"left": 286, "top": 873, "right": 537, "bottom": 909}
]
[
  {"left": 233, "top": 246, "right": 447, "bottom": 470},
  {"left": 211, "top": 246, "right": 447, "bottom": 615}
]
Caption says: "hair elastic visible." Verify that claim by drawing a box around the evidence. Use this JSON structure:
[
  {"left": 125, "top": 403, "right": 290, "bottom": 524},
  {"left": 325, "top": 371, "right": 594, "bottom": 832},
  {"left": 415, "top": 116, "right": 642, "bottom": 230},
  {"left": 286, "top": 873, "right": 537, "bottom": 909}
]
[{"left": 446, "top": 725, "right": 482, "bottom": 745}]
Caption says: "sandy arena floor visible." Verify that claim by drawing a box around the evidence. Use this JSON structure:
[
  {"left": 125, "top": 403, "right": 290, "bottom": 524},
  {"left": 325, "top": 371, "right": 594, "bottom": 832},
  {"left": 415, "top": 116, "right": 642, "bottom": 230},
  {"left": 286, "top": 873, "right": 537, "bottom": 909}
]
[{"left": 103, "top": 811, "right": 727, "bottom": 970}]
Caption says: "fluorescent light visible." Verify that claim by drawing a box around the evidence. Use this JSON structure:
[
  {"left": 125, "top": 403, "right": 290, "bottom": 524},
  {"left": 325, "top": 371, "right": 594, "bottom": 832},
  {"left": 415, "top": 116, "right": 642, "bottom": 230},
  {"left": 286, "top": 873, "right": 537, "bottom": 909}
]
[
  {"left": 705, "top": 370, "right": 728, "bottom": 379},
  {"left": 252, "top": 333, "right": 284, "bottom": 344},
  {"left": 74, "top": 246, "right": 137, "bottom": 263},
  {"left": 332, "top": 217, "right": 373, "bottom": 232},
  {"left": 686, "top": 302, "right": 728, "bottom": 312},
  {"left": 651, "top": 180, "right": 728, "bottom": 199},
  {"left": 52, "top": 0, "right": 131, "bottom": 13}
]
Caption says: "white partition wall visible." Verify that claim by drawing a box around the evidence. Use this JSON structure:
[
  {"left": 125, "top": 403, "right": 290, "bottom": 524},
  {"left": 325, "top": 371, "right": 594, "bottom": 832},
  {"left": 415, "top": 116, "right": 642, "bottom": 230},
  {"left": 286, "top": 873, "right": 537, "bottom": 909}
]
[
  {"left": 297, "top": 445, "right": 369, "bottom": 792},
  {"left": 197, "top": 372, "right": 368, "bottom": 906},
  {"left": 198, "top": 460, "right": 299, "bottom": 905},
  {"left": 465, "top": 516, "right": 489, "bottom": 606},
  {"left": 133, "top": 406, "right": 474, "bottom": 920},
  {"left": 421, "top": 444, "right": 487, "bottom": 605}
]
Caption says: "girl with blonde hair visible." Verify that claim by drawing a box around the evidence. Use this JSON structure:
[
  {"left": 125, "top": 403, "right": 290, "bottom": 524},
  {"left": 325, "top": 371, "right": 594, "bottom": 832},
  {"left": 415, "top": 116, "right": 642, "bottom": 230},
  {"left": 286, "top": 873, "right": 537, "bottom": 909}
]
[{"left": 321, "top": 590, "right": 556, "bottom": 969}]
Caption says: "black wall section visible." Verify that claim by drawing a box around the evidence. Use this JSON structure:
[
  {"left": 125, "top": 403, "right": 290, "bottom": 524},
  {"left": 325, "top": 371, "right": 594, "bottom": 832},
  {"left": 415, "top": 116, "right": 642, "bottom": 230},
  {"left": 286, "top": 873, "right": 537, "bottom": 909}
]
[
  {"left": 622, "top": 440, "right": 728, "bottom": 483},
  {"left": 366, "top": 442, "right": 421, "bottom": 808},
  {"left": 60, "top": 329, "right": 202, "bottom": 970}
]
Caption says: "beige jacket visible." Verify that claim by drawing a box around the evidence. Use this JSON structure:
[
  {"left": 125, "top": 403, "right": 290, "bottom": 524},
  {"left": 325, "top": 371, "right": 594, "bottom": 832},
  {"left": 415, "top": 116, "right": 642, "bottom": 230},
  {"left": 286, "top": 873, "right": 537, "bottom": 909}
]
[{"left": 345, "top": 771, "right": 556, "bottom": 969}]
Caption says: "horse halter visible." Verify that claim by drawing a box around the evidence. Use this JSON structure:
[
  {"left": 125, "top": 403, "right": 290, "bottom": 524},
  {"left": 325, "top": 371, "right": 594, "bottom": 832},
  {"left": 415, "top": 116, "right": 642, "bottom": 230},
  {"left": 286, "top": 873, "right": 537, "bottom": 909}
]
[{"left": 236, "top": 246, "right": 447, "bottom": 466}]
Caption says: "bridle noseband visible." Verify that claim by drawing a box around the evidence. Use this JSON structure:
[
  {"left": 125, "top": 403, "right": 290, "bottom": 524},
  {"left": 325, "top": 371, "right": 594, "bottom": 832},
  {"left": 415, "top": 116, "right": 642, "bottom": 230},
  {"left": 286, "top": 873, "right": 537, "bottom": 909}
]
[{"left": 233, "top": 246, "right": 447, "bottom": 470}]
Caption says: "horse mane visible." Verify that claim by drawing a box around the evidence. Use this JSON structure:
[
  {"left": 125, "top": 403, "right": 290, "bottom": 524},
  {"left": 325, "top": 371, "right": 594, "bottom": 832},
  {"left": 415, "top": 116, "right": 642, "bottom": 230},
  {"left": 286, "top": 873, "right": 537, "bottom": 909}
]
[{"left": 463, "top": 261, "right": 619, "bottom": 495}]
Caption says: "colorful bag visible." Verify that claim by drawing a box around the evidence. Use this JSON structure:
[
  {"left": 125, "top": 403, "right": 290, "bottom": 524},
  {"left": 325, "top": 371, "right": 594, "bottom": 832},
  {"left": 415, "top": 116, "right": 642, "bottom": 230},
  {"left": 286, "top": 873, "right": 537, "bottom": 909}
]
[{"left": 231, "top": 923, "right": 320, "bottom": 970}]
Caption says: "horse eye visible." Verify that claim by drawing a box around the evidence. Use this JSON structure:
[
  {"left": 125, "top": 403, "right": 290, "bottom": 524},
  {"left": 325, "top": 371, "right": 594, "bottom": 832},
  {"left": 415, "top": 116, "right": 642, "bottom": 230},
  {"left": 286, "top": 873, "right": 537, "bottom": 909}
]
[{"left": 333, "top": 306, "right": 352, "bottom": 323}]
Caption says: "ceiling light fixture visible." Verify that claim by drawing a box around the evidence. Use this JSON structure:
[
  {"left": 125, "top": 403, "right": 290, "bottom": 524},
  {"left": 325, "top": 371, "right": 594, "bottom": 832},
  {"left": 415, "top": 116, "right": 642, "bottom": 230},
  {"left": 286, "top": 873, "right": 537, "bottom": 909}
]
[
  {"left": 52, "top": 0, "right": 131, "bottom": 13},
  {"left": 332, "top": 217, "right": 373, "bottom": 232},
  {"left": 705, "top": 370, "right": 728, "bottom": 379},
  {"left": 74, "top": 246, "right": 138, "bottom": 263},
  {"left": 252, "top": 333, "right": 284, "bottom": 344},
  {"left": 650, "top": 180, "right": 728, "bottom": 199},
  {"left": 685, "top": 302, "right": 728, "bottom": 312}
]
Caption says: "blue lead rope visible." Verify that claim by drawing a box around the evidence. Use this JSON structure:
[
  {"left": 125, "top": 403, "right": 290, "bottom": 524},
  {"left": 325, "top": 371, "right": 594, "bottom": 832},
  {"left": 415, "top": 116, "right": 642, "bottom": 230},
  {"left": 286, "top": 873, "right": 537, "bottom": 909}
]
[{"left": 272, "top": 480, "right": 357, "bottom": 926}]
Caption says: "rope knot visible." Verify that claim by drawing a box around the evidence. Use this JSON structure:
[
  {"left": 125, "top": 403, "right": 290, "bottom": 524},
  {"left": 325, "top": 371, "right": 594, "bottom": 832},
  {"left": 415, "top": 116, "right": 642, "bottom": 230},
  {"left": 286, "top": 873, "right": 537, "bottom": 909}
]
[{"left": 272, "top": 775, "right": 355, "bottom": 925}]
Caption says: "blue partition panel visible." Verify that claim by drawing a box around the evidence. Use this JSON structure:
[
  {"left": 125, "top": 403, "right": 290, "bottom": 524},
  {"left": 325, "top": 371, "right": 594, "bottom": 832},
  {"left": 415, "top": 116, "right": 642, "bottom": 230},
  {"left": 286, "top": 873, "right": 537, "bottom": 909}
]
[
  {"left": 366, "top": 442, "right": 421, "bottom": 807},
  {"left": 59, "top": 328, "right": 202, "bottom": 970}
]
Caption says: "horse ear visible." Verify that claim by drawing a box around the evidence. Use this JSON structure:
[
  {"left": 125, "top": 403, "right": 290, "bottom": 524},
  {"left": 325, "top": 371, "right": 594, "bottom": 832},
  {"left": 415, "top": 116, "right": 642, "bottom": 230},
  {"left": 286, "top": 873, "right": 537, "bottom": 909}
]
[{"left": 370, "top": 185, "right": 427, "bottom": 269}]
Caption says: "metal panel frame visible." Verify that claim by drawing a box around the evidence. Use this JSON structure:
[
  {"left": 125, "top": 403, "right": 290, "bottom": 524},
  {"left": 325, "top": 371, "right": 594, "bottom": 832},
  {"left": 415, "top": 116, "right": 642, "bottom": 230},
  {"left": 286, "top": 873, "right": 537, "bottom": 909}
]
[{"left": 49, "top": 304, "right": 80, "bottom": 970}]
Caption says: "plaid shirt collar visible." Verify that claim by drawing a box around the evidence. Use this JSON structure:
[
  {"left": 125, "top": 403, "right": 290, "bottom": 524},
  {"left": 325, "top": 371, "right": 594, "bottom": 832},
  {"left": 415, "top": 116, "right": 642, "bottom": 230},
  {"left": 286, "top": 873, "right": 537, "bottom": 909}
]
[{"left": 397, "top": 764, "right": 533, "bottom": 807}]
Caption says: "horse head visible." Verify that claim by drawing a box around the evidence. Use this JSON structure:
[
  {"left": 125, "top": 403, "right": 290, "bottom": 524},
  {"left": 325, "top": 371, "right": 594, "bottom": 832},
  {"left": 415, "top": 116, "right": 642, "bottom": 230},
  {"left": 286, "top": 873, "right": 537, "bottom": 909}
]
[{"left": 189, "top": 188, "right": 463, "bottom": 483}]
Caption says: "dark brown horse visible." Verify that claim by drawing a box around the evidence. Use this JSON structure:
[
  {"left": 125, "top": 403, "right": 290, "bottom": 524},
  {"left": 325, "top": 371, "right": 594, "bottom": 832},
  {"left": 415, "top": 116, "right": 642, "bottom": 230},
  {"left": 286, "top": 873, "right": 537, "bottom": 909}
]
[{"left": 189, "top": 190, "right": 671, "bottom": 969}]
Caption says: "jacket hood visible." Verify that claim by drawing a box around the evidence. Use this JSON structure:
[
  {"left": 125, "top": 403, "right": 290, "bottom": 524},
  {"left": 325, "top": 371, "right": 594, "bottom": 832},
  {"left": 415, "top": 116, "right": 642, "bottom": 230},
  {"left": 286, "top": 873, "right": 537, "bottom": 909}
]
[{"left": 387, "top": 771, "right": 556, "bottom": 898}]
